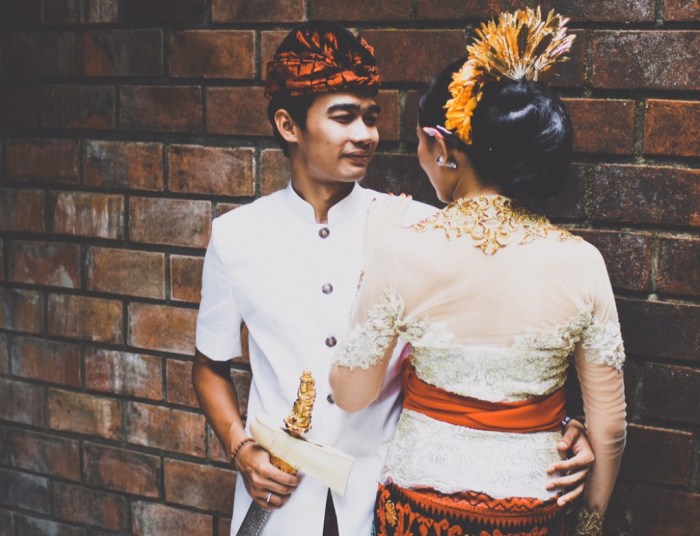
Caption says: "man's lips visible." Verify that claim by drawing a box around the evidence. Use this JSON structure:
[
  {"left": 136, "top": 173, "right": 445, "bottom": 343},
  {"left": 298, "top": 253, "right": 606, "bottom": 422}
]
[{"left": 343, "top": 152, "right": 372, "bottom": 164}]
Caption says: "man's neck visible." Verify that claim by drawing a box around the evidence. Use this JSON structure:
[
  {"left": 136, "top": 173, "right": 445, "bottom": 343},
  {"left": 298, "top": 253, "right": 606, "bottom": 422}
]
[{"left": 290, "top": 178, "right": 355, "bottom": 224}]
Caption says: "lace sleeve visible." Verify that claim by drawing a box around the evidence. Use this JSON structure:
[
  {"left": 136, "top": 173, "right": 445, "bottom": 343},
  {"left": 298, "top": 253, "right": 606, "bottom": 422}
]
[{"left": 580, "top": 317, "right": 625, "bottom": 371}]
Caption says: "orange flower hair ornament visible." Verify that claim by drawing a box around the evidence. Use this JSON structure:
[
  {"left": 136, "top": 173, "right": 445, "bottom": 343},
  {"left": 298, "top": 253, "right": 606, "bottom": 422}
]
[{"left": 444, "top": 7, "right": 575, "bottom": 145}]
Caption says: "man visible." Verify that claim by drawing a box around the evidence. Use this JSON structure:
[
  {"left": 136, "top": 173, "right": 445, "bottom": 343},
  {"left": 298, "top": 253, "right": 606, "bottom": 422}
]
[{"left": 193, "top": 20, "right": 592, "bottom": 536}]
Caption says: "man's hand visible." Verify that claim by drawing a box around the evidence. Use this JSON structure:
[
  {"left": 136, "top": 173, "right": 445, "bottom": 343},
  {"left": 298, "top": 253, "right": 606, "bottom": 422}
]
[
  {"left": 235, "top": 443, "right": 301, "bottom": 510},
  {"left": 546, "top": 420, "right": 595, "bottom": 508}
]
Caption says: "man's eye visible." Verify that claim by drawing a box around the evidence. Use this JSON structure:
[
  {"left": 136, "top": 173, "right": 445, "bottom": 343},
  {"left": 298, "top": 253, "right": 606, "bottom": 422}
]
[
  {"left": 365, "top": 115, "right": 378, "bottom": 127},
  {"left": 332, "top": 115, "right": 353, "bottom": 123}
]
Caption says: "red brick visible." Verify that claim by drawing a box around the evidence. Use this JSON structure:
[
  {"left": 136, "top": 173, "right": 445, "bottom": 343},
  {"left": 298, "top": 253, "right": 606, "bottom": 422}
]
[
  {"left": 261, "top": 148, "right": 291, "bottom": 195},
  {"left": 170, "top": 31, "right": 255, "bottom": 79},
  {"left": 131, "top": 501, "right": 213, "bottom": 536},
  {"left": 170, "top": 255, "right": 203, "bottom": 303},
  {"left": 417, "top": 0, "right": 655, "bottom": 21},
  {"left": 364, "top": 153, "right": 442, "bottom": 207},
  {"left": 405, "top": 90, "right": 420, "bottom": 144},
  {"left": 49, "top": 191, "right": 125, "bottom": 239},
  {"left": 10, "top": 336, "right": 81, "bottom": 387},
  {"left": 14, "top": 516, "right": 87, "bottom": 536},
  {"left": 0, "top": 188, "right": 44, "bottom": 233},
  {"left": 84, "top": 30, "right": 163, "bottom": 76},
  {"left": 7, "top": 138, "right": 79, "bottom": 183},
  {"left": 563, "top": 98, "right": 636, "bottom": 155},
  {"left": 40, "top": 85, "right": 115, "bottom": 129},
  {"left": 4, "top": 32, "right": 81, "bottom": 76},
  {"left": 0, "top": 288, "right": 43, "bottom": 334},
  {"left": 573, "top": 231, "right": 653, "bottom": 292},
  {"left": 164, "top": 458, "right": 235, "bottom": 513},
  {"left": 0, "top": 85, "right": 39, "bottom": 128},
  {"left": 49, "top": 388, "right": 122, "bottom": 439},
  {"left": 8, "top": 240, "right": 81, "bottom": 288},
  {"left": 657, "top": 237, "right": 700, "bottom": 297},
  {"left": 640, "top": 363, "right": 700, "bottom": 425},
  {"left": 232, "top": 367, "right": 252, "bottom": 419},
  {"left": 665, "top": 0, "right": 700, "bottom": 20},
  {"left": 128, "top": 303, "right": 196, "bottom": 355},
  {"left": 261, "top": 31, "right": 289, "bottom": 80},
  {"left": 216, "top": 203, "right": 242, "bottom": 217},
  {"left": 129, "top": 197, "right": 210, "bottom": 248},
  {"left": 212, "top": 0, "right": 305, "bottom": 22},
  {"left": 540, "top": 29, "right": 588, "bottom": 89},
  {"left": 121, "top": 86, "right": 203, "bottom": 133},
  {"left": 362, "top": 30, "right": 466, "bottom": 83},
  {"left": 311, "top": 0, "right": 410, "bottom": 20},
  {"left": 7, "top": 429, "right": 80, "bottom": 480},
  {"left": 85, "top": 348, "right": 163, "bottom": 400},
  {"left": 121, "top": 0, "right": 208, "bottom": 23},
  {"left": 53, "top": 482, "right": 128, "bottom": 530},
  {"left": 42, "top": 0, "right": 118, "bottom": 24},
  {"left": 618, "top": 299, "right": 700, "bottom": 364},
  {"left": 48, "top": 294, "right": 123, "bottom": 344},
  {"left": 219, "top": 518, "right": 232, "bottom": 536},
  {"left": 168, "top": 144, "right": 255, "bottom": 196},
  {"left": 0, "top": 333, "right": 7, "bottom": 374},
  {"left": 166, "top": 358, "right": 198, "bottom": 407},
  {"left": 126, "top": 402, "right": 206, "bottom": 456},
  {"left": 589, "top": 164, "right": 700, "bottom": 227},
  {"left": 376, "top": 90, "right": 400, "bottom": 142},
  {"left": 644, "top": 99, "right": 700, "bottom": 158},
  {"left": 0, "top": 378, "right": 45, "bottom": 426},
  {"left": 592, "top": 31, "right": 700, "bottom": 90},
  {"left": 87, "top": 246, "right": 165, "bottom": 298},
  {"left": 621, "top": 424, "right": 693, "bottom": 487},
  {"left": 0, "top": 468, "right": 50, "bottom": 514},
  {"left": 83, "top": 443, "right": 160, "bottom": 497},
  {"left": 84, "top": 140, "right": 163, "bottom": 191},
  {"left": 206, "top": 87, "right": 269, "bottom": 135},
  {"left": 622, "top": 485, "right": 700, "bottom": 536}
]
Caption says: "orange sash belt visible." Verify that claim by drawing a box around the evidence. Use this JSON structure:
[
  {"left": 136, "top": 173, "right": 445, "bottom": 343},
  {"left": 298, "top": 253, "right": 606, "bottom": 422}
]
[{"left": 402, "top": 364, "right": 566, "bottom": 433}]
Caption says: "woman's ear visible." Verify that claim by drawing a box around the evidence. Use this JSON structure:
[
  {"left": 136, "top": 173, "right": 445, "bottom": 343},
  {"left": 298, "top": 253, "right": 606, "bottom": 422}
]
[{"left": 274, "top": 109, "right": 299, "bottom": 144}]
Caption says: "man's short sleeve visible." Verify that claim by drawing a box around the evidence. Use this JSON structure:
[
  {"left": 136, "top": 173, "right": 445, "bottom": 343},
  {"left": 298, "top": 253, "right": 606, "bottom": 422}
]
[{"left": 196, "top": 223, "right": 243, "bottom": 361}]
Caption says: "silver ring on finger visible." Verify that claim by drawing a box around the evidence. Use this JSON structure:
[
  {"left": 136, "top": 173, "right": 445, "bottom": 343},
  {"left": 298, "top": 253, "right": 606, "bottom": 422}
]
[{"left": 266, "top": 491, "right": 272, "bottom": 504}]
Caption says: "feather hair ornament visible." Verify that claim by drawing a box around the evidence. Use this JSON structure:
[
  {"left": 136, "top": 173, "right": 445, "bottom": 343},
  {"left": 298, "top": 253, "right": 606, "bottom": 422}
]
[{"left": 444, "top": 7, "right": 575, "bottom": 145}]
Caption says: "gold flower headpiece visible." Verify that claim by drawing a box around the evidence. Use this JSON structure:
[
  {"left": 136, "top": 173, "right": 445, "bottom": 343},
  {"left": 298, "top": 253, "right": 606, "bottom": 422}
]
[{"left": 444, "top": 7, "right": 575, "bottom": 145}]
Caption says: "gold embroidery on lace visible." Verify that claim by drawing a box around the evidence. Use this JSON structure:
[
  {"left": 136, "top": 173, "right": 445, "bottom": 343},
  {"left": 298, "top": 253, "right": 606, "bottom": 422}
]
[{"left": 412, "top": 195, "right": 579, "bottom": 255}]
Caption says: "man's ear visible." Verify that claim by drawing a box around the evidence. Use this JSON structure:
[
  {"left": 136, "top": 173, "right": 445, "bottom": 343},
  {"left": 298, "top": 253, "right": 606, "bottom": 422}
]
[{"left": 274, "top": 109, "right": 300, "bottom": 144}]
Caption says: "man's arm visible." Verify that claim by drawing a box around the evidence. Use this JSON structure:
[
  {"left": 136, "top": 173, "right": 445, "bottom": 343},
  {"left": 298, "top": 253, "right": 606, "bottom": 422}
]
[
  {"left": 192, "top": 350, "right": 299, "bottom": 509},
  {"left": 547, "top": 419, "right": 595, "bottom": 508}
]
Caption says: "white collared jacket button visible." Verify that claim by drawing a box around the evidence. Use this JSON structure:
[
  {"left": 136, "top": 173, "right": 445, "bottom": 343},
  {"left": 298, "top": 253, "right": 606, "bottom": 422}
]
[
  {"left": 318, "top": 227, "right": 330, "bottom": 238},
  {"left": 325, "top": 336, "right": 337, "bottom": 348},
  {"left": 321, "top": 283, "right": 333, "bottom": 294}
]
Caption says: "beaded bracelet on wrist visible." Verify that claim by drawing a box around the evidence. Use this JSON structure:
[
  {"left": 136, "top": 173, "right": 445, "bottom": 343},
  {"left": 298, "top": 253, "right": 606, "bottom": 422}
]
[{"left": 229, "top": 437, "right": 255, "bottom": 469}]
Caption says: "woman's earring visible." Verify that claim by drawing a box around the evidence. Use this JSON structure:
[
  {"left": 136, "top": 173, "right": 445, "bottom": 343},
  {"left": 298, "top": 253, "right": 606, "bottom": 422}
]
[{"left": 437, "top": 155, "right": 457, "bottom": 169}]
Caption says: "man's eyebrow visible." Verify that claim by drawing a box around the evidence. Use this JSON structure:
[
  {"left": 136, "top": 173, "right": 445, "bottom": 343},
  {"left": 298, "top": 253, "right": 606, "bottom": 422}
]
[{"left": 327, "top": 103, "right": 381, "bottom": 114}]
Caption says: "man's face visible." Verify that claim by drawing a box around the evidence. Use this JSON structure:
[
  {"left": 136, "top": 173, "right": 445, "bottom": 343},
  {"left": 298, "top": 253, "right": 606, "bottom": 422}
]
[{"left": 292, "top": 92, "right": 380, "bottom": 184}]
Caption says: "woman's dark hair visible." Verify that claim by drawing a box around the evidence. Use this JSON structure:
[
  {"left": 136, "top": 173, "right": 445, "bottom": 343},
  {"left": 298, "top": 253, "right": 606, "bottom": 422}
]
[
  {"left": 268, "top": 93, "right": 317, "bottom": 157},
  {"left": 418, "top": 59, "right": 573, "bottom": 200}
]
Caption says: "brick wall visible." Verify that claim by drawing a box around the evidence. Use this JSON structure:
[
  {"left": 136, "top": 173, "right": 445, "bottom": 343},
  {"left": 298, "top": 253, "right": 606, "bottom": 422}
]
[{"left": 0, "top": 1, "right": 698, "bottom": 535}]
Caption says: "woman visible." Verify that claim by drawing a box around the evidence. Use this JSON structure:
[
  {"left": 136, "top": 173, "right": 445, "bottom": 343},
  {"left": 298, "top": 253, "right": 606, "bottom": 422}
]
[{"left": 330, "top": 8, "right": 626, "bottom": 536}]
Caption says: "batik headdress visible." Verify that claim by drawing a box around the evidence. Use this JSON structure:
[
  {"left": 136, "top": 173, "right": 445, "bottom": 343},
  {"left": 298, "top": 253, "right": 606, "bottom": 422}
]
[
  {"left": 265, "top": 20, "right": 380, "bottom": 99},
  {"left": 445, "top": 7, "right": 575, "bottom": 145}
]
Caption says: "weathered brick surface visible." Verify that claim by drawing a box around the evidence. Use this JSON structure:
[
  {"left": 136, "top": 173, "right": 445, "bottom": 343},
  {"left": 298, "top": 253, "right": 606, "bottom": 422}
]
[
  {"left": 563, "top": 99, "right": 636, "bottom": 155},
  {"left": 212, "top": 0, "right": 305, "bottom": 22},
  {"left": 49, "top": 191, "right": 125, "bottom": 239},
  {"left": 592, "top": 31, "right": 700, "bottom": 90},
  {"left": 0, "top": 188, "right": 44, "bottom": 233},
  {"left": 4, "top": 32, "right": 81, "bottom": 76},
  {"left": 170, "top": 31, "right": 255, "bottom": 79},
  {"left": 0, "top": 85, "right": 39, "bottom": 128},
  {"left": 168, "top": 144, "right": 255, "bottom": 196},
  {"left": 0, "top": 288, "right": 43, "bottom": 334},
  {"left": 164, "top": 459, "right": 235, "bottom": 512},
  {"left": 260, "top": 149, "right": 291, "bottom": 195},
  {"left": 0, "top": 0, "right": 41, "bottom": 28},
  {"left": 84, "top": 443, "right": 160, "bottom": 497},
  {"left": 8, "top": 240, "right": 81, "bottom": 288},
  {"left": 231, "top": 368, "right": 252, "bottom": 420},
  {"left": 121, "top": 0, "right": 208, "bottom": 23},
  {"left": 49, "top": 389, "right": 122, "bottom": 439},
  {"left": 125, "top": 402, "right": 206, "bottom": 456},
  {"left": 6, "top": 429, "right": 80, "bottom": 480},
  {"left": 85, "top": 349, "right": 163, "bottom": 400},
  {"left": 7, "top": 139, "right": 79, "bottom": 184},
  {"left": 40, "top": 85, "right": 115, "bottom": 129},
  {"left": 0, "top": 334, "right": 8, "bottom": 374},
  {"left": 206, "top": 87, "right": 269, "bottom": 136},
  {"left": 53, "top": 482, "right": 128, "bottom": 530},
  {"left": 0, "top": 468, "right": 50, "bottom": 514},
  {"left": 0, "top": 378, "right": 45, "bottom": 426},
  {"left": 640, "top": 363, "right": 700, "bottom": 425},
  {"left": 665, "top": 0, "right": 700, "bottom": 21},
  {"left": 166, "top": 359, "right": 198, "bottom": 407},
  {"left": 87, "top": 246, "right": 165, "bottom": 298},
  {"left": 128, "top": 303, "right": 197, "bottom": 355},
  {"left": 311, "top": 0, "right": 411, "bottom": 20},
  {"left": 14, "top": 515, "right": 87, "bottom": 536},
  {"left": 48, "top": 294, "right": 123, "bottom": 343},
  {"left": 9, "top": 336, "right": 81, "bottom": 387},
  {"left": 83, "top": 30, "right": 163, "bottom": 77},
  {"left": 261, "top": 31, "right": 289, "bottom": 80},
  {"left": 376, "top": 90, "right": 400, "bottom": 142},
  {"left": 364, "top": 153, "right": 442, "bottom": 207},
  {"left": 129, "top": 197, "right": 210, "bottom": 248},
  {"left": 42, "top": 0, "right": 119, "bottom": 25},
  {"left": 618, "top": 299, "right": 700, "bottom": 364},
  {"left": 84, "top": 140, "right": 163, "bottom": 191},
  {"left": 643, "top": 99, "right": 700, "bottom": 158},
  {"left": 131, "top": 501, "right": 213, "bottom": 536},
  {"left": 657, "top": 237, "right": 700, "bottom": 297},
  {"left": 170, "top": 255, "right": 203, "bottom": 303},
  {"left": 121, "top": 86, "right": 203, "bottom": 133}
]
